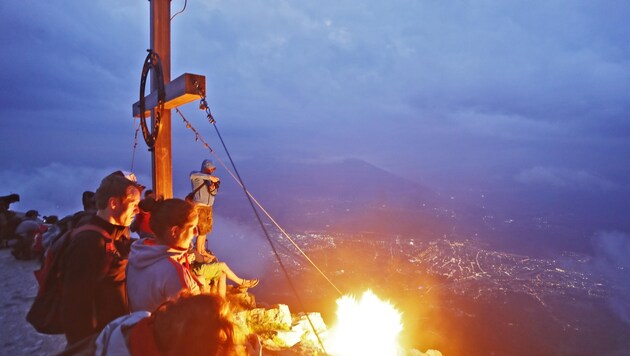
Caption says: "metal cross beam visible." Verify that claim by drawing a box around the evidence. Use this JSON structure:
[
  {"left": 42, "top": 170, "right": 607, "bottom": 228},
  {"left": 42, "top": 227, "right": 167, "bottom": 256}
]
[{"left": 131, "top": 0, "right": 206, "bottom": 199}]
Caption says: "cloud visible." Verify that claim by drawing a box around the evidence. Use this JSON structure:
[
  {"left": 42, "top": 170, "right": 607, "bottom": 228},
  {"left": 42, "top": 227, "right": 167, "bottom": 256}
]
[
  {"left": 0, "top": 162, "right": 151, "bottom": 218},
  {"left": 1, "top": 0, "right": 630, "bottom": 195},
  {"left": 514, "top": 166, "right": 618, "bottom": 191}
]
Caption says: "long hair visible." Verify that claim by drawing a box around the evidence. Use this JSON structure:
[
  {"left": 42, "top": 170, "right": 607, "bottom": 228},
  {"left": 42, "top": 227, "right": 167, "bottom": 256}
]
[
  {"left": 151, "top": 292, "right": 239, "bottom": 355},
  {"left": 145, "top": 198, "right": 196, "bottom": 245}
]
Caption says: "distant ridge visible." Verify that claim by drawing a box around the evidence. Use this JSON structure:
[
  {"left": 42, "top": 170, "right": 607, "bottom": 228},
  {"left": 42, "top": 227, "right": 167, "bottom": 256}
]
[{"left": 216, "top": 157, "right": 462, "bottom": 236}]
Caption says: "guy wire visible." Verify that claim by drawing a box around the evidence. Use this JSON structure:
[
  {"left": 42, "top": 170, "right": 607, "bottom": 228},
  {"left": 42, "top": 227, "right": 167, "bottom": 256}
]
[
  {"left": 174, "top": 108, "right": 343, "bottom": 296},
  {"left": 175, "top": 107, "right": 334, "bottom": 353}
]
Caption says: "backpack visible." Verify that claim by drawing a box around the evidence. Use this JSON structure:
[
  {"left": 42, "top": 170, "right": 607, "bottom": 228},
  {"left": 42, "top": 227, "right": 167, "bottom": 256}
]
[
  {"left": 26, "top": 224, "right": 112, "bottom": 334},
  {"left": 49, "top": 211, "right": 94, "bottom": 249}
]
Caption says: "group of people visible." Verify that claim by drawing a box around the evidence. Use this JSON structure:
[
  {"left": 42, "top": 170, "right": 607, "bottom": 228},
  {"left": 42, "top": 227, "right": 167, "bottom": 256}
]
[
  {"left": 15, "top": 161, "right": 261, "bottom": 355},
  {"left": 0, "top": 191, "right": 96, "bottom": 260}
]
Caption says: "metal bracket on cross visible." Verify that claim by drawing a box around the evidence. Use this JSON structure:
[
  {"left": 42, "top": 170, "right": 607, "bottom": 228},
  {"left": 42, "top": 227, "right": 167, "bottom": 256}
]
[{"left": 132, "top": 72, "right": 206, "bottom": 119}]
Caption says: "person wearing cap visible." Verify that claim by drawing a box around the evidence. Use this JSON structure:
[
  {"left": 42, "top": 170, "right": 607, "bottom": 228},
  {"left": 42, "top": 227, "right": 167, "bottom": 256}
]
[
  {"left": 60, "top": 172, "right": 143, "bottom": 345},
  {"left": 189, "top": 159, "right": 220, "bottom": 263}
]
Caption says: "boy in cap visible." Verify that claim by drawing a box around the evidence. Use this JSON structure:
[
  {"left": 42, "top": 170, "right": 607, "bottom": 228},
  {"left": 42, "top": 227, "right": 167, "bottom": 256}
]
[{"left": 61, "top": 171, "right": 143, "bottom": 345}]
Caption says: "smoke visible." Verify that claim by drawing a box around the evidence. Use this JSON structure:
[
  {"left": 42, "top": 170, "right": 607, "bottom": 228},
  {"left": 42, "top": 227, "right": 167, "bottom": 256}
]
[
  {"left": 206, "top": 215, "right": 274, "bottom": 277},
  {"left": 590, "top": 230, "right": 630, "bottom": 326}
]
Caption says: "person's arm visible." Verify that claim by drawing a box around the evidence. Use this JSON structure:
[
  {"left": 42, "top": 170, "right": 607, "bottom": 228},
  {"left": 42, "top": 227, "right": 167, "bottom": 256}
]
[
  {"left": 190, "top": 171, "right": 214, "bottom": 183},
  {"left": 191, "top": 172, "right": 219, "bottom": 191},
  {"left": 196, "top": 234, "right": 206, "bottom": 254},
  {"left": 61, "top": 234, "right": 108, "bottom": 344}
]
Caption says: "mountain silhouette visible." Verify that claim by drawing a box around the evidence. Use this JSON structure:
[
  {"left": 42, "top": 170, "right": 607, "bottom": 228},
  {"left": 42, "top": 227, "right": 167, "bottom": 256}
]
[{"left": 215, "top": 158, "right": 461, "bottom": 236}]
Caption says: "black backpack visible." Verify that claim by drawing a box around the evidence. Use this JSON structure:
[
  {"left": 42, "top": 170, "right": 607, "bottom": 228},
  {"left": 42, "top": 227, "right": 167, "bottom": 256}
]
[{"left": 26, "top": 224, "right": 111, "bottom": 334}]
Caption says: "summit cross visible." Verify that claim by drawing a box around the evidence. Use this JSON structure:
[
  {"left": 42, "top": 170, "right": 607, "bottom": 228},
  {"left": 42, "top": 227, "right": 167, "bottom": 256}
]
[{"left": 131, "top": 0, "right": 206, "bottom": 198}]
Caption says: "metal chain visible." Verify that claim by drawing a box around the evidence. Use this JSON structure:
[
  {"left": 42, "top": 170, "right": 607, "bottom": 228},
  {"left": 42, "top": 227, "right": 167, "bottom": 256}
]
[
  {"left": 130, "top": 121, "right": 141, "bottom": 172},
  {"left": 195, "top": 81, "right": 216, "bottom": 125}
]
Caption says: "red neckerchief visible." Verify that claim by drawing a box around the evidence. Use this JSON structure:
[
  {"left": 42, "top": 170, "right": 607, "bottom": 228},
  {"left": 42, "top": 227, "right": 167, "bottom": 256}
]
[{"left": 172, "top": 248, "right": 205, "bottom": 289}]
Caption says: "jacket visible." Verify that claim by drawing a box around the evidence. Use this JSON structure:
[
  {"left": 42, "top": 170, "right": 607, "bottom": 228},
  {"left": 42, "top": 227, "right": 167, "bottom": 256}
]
[
  {"left": 189, "top": 171, "right": 218, "bottom": 206},
  {"left": 61, "top": 214, "right": 132, "bottom": 344},
  {"left": 94, "top": 311, "right": 156, "bottom": 356},
  {"left": 127, "top": 238, "right": 201, "bottom": 313}
]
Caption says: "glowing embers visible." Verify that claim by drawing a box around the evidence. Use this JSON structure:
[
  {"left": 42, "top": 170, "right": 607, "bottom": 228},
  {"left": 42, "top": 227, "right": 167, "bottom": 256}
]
[{"left": 328, "top": 290, "right": 403, "bottom": 356}]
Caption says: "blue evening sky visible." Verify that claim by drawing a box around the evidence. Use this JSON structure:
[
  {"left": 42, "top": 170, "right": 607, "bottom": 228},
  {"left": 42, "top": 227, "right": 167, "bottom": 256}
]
[{"left": 1, "top": 0, "right": 629, "bottom": 216}]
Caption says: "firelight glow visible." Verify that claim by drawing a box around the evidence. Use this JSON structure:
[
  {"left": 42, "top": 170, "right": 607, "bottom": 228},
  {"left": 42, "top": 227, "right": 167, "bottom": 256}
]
[{"left": 327, "top": 290, "right": 403, "bottom": 356}]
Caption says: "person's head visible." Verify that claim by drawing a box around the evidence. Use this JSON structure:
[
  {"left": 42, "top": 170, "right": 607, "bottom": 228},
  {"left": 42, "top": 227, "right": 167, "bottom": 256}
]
[
  {"left": 82, "top": 191, "right": 96, "bottom": 212},
  {"left": 138, "top": 194, "right": 156, "bottom": 212},
  {"left": 144, "top": 189, "right": 155, "bottom": 199},
  {"left": 201, "top": 159, "right": 216, "bottom": 174},
  {"left": 25, "top": 210, "right": 39, "bottom": 219},
  {"left": 95, "top": 172, "right": 143, "bottom": 226},
  {"left": 43, "top": 215, "right": 58, "bottom": 224},
  {"left": 151, "top": 292, "right": 239, "bottom": 355},
  {"left": 146, "top": 198, "right": 198, "bottom": 249}
]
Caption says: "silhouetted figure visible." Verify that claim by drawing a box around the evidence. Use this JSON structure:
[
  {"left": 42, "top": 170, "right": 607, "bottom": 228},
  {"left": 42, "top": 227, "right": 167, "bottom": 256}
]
[
  {"left": 11, "top": 210, "right": 43, "bottom": 260},
  {"left": 81, "top": 190, "right": 96, "bottom": 212},
  {"left": 0, "top": 193, "right": 20, "bottom": 210},
  {"left": 0, "top": 193, "right": 20, "bottom": 248},
  {"left": 31, "top": 215, "right": 60, "bottom": 261},
  {"left": 40, "top": 215, "right": 61, "bottom": 250},
  {"left": 60, "top": 190, "right": 96, "bottom": 228},
  {"left": 130, "top": 189, "right": 156, "bottom": 239}
]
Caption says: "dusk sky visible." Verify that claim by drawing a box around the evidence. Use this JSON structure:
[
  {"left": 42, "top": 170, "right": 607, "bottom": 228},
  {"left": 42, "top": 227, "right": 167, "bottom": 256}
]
[{"left": 1, "top": 0, "right": 629, "bottom": 217}]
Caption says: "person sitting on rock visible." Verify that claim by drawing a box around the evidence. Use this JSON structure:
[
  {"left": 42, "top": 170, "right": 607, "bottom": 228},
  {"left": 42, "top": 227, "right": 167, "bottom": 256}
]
[{"left": 191, "top": 245, "right": 259, "bottom": 298}]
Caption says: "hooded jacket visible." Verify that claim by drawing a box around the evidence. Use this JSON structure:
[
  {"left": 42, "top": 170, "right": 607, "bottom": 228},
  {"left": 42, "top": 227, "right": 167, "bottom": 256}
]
[
  {"left": 127, "top": 238, "right": 200, "bottom": 313},
  {"left": 94, "top": 311, "right": 152, "bottom": 356}
]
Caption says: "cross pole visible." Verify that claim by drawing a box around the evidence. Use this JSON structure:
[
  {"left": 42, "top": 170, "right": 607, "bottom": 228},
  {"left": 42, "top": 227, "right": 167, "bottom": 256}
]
[{"left": 132, "top": 0, "right": 205, "bottom": 199}]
